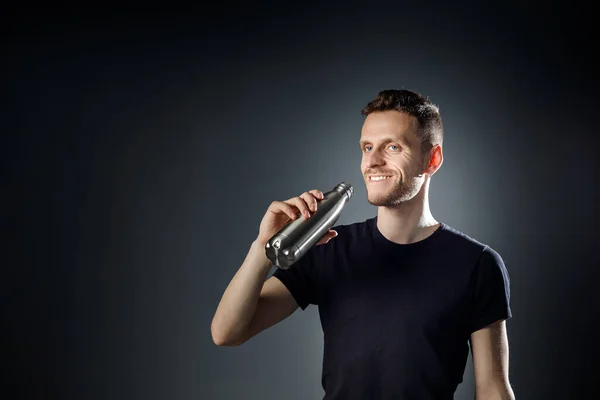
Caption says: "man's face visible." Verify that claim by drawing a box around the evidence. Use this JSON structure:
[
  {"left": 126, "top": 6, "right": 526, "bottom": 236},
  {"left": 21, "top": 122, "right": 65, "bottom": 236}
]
[{"left": 360, "top": 110, "right": 429, "bottom": 207}]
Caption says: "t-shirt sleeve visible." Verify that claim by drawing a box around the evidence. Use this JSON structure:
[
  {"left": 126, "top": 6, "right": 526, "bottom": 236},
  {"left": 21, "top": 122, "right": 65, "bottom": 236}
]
[
  {"left": 271, "top": 243, "right": 325, "bottom": 310},
  {"left": 468, "top": 245, "right": 512, "bottom": 333}
]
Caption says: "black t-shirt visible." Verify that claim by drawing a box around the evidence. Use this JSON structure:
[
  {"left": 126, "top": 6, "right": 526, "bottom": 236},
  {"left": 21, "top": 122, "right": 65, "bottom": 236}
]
[{"left": 272, "top": 216, "right": 512, "bottom": 399}]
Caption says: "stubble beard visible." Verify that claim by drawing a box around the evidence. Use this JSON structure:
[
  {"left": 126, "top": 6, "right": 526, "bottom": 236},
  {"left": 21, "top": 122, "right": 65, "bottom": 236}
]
[{"left": 366, "top": 162, "right": 425, "bottom": 207}]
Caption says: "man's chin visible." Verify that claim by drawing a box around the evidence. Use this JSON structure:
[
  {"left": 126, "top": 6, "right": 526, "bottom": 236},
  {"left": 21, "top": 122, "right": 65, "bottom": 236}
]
[{"left": 367, "top": 194, "right": 393, "bottom": 207}]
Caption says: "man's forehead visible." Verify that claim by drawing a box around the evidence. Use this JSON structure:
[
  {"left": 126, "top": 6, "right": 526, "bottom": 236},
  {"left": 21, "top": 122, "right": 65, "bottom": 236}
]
[{"left": 360, "top": 112, "right": 418, "bottom": 144}]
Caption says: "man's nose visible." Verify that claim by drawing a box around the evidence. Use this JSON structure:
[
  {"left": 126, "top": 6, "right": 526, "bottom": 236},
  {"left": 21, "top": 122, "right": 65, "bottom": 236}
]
[{"left": 365, "top": 151, "right": 385, "bottom": 168}]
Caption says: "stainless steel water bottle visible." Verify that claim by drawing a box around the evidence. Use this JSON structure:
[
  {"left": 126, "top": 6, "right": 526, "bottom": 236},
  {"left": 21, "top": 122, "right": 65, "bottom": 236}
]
[{"left": 265, "top": 182, "right": 353, "bottom": 269}]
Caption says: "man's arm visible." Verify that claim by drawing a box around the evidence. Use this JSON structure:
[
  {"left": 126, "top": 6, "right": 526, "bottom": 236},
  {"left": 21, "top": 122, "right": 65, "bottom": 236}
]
[
  {"left": 211, "top": 189, "right": 334, "bottom": 347},
  {"left": 470, "top": 319, "right": 515, "bottom": 400},
  {"left": 211, "top": 240, "right": 299, "bottom": 346}
]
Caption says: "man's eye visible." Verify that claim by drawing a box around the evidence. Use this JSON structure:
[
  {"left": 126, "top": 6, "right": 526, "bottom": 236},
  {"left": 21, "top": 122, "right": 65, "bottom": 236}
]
[{"left": 389, "top": 145, "right": 399, "bottom": 150}]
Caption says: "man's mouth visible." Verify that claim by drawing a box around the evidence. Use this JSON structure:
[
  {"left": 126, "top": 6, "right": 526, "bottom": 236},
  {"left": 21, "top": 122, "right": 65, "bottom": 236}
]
[{"left": 368, "top": 175, "right": 393, "bottom": 182}]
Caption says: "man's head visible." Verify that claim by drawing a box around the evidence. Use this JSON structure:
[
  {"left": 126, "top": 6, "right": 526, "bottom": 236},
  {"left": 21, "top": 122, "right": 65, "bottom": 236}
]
[{"left": 359, "top": 89, "right": 444, "bottom": 207}]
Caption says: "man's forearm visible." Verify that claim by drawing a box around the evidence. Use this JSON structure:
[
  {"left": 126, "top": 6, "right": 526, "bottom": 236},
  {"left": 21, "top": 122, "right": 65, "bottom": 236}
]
[{"left": 211, "top": 240, "right": 272, "bottom": 345}]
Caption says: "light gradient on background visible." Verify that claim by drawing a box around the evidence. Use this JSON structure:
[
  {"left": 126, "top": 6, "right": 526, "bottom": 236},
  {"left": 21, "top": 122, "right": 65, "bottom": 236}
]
[{"left": 4, "top": 4, "right": 599, "bottom": 400}]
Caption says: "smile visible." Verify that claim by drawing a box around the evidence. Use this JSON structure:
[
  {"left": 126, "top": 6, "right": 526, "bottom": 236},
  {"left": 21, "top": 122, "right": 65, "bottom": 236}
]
[{"left": 368, "top": 176, "right": 392, "bottom": 181}]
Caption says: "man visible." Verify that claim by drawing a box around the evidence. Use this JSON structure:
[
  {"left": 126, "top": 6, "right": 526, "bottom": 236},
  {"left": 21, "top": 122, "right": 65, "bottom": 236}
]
[{"left": 211, "top": 89, "right": 514, "bottom": 399}]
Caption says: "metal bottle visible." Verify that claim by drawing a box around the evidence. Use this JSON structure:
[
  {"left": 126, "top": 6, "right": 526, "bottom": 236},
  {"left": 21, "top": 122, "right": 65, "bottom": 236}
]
[{"left": 265, "top": 182, "right": 353, "bottom": 269}]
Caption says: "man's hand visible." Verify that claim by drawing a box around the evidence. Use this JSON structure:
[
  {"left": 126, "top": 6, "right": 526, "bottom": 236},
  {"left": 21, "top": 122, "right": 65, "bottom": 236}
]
[{"left": 256, "top": 189, "right": 338, "bottom": 247}]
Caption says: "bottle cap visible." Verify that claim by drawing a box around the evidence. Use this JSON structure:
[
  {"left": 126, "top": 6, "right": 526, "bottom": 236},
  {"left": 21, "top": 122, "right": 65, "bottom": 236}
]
[{"left": 335, "top": 182, "right": 353, "bottom": 199}]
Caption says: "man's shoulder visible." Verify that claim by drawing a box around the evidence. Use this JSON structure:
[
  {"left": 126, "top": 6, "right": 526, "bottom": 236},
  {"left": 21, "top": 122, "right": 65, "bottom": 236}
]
[
  {"left": 439, "top": 223, "right": 503, "bottom": 261},
  {"left": 440, "top": 223, "right": 487, "bottom": 247}
]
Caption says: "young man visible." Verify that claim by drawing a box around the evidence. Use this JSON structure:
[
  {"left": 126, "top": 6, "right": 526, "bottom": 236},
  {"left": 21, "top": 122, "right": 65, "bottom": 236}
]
[{"left": 211, "top": 89, "right": 514, "bottom": 399}]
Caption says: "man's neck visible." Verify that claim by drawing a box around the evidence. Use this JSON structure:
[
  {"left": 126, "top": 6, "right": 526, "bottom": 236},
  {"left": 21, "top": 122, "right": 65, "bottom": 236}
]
[{"left": 376, "top": 187, "right": 440, "bottom": 245}]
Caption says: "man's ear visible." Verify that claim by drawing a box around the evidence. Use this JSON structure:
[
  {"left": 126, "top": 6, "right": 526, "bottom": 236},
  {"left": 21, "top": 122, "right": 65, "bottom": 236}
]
[{"left": 425, "top": 144, "right": 443, "bottom": 176}]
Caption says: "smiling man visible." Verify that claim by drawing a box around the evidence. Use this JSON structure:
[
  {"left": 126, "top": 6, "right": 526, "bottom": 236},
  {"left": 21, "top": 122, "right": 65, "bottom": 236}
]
[{"left": 212, "top": 89, "right": 514, "bottom": 400}]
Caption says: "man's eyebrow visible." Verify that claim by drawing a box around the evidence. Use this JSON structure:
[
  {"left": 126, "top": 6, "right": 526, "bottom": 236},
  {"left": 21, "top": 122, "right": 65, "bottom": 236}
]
[{"left": 359, "top": 137, "right": 410, "bottom": 146}]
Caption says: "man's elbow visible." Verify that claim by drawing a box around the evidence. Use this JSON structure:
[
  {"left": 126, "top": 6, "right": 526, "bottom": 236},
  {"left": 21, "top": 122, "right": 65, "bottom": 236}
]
[
  {"left": 210, "top": 323, "right": 246, "bottom": 347},
  {"left": 211, "top": 333, "right": 236, "bottom": 347},
  {"left": 476, "top": 381, "right": 515, "bottom": 400}
]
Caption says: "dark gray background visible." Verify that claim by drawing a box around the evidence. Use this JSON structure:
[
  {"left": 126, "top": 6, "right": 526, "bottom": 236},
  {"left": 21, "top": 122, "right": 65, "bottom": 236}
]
[{"left": 4, "top": 3, "right": 599, "bottom": 400}]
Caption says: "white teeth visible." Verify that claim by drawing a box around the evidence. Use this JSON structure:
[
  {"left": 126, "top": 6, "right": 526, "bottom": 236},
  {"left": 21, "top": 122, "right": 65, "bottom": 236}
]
[{"left": 370, "top": 176, "right": 390, "bottom": 181}]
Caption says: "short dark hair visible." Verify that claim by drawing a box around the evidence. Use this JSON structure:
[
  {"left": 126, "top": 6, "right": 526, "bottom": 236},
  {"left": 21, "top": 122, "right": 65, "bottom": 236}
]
[{"left": 361, "top": 89, "right": 443, "bottom": 153}]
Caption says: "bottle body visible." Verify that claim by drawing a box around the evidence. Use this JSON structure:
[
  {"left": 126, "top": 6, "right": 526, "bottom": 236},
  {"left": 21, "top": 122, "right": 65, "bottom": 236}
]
[{"left": 265, "top": 182, "right": 353, "bottom": 269}]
